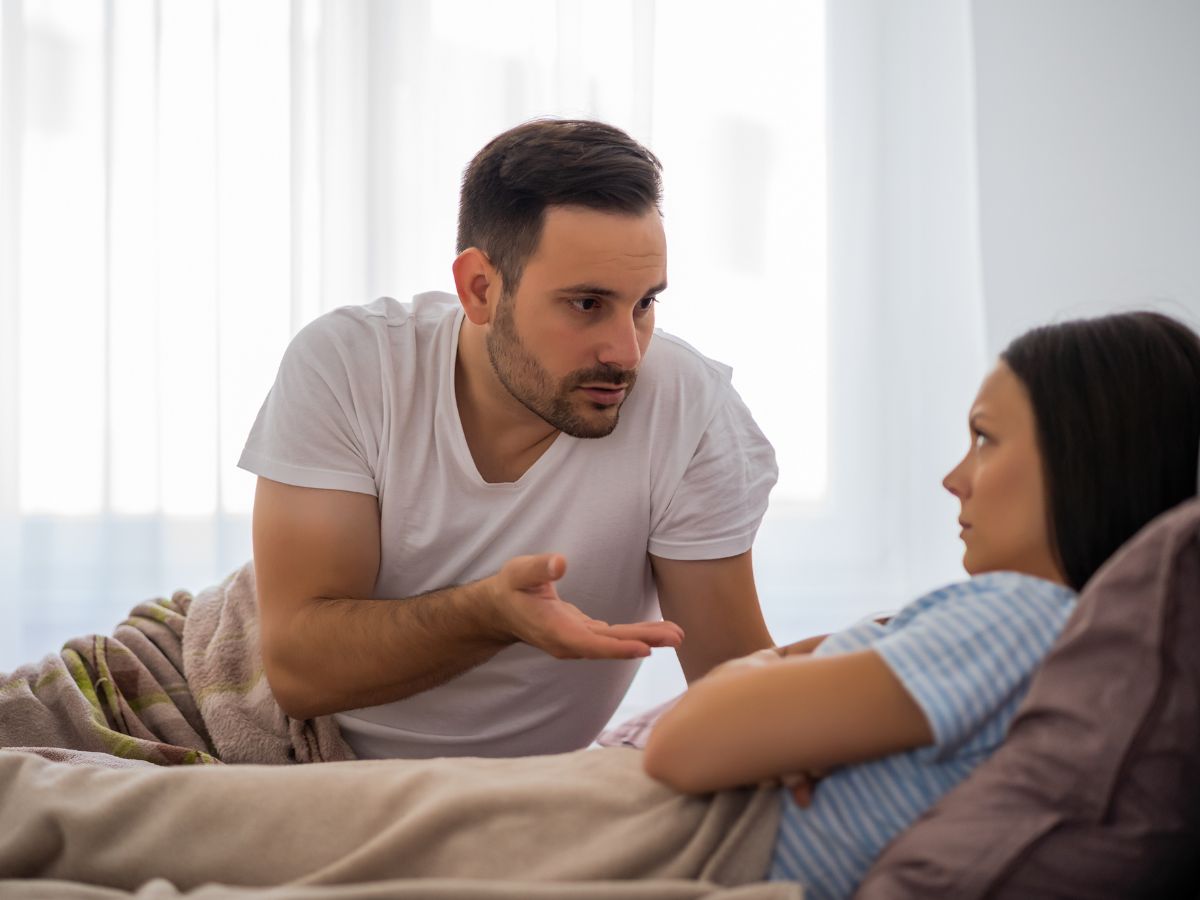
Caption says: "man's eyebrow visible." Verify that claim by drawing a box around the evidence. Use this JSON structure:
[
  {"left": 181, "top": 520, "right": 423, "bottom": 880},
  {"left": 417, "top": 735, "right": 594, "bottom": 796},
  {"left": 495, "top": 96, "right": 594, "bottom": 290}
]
[
  {"left": 556, "top": 284, "right": 619, "bottom": 298},
  {"left": 555, "top": 281, "right": 668, "bottom": 298}
]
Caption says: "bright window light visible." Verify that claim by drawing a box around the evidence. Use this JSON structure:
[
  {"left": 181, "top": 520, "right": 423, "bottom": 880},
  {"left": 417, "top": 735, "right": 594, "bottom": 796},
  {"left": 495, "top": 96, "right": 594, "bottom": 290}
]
[
  {"left": 10, "top": 0, "right": 826, "bottom": 515},
  {"left": 651, "top": 1, "right": 828, "bottom": 504}
]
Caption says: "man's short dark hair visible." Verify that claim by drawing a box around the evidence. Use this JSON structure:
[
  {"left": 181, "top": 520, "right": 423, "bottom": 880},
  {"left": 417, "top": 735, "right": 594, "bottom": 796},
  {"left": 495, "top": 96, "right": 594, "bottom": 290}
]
[{"left": 456, "top": 119, "right": 663, "bottom": 295}]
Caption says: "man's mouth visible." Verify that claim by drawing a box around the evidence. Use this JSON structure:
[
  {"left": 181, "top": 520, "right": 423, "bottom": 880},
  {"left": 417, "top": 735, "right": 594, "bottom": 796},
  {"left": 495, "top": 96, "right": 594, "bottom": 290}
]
[{"left": 579, "top": 385, "right": 627, "bottom": 406}]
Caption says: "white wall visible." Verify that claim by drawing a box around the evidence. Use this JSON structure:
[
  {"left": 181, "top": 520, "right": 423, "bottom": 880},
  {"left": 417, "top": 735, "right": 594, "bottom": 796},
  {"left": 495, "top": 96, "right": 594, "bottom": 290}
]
[
  {"left": 972, "top": 0, "right": 1200, "bottom": 354},
  {"left": 792, "top": 0, "right": 1200, "bottom": 625},
  {"left": 773, "top": 0, "right": 988, "bottom": 616}
]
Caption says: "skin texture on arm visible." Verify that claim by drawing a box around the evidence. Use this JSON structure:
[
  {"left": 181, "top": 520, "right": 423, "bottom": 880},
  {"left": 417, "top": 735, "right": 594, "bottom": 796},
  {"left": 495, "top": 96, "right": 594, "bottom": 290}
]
[
  {"left": 650, "top": 550, "right": 775, "bottom": 683},
  {"left": 642, "top": 648, "right": 934, "bottom": 794},
  {"left": 253, "top": 478, "right": 500, "bottom": 719},
  {"left": 253, "top": 478, "right": 682, "bottom": 720}
]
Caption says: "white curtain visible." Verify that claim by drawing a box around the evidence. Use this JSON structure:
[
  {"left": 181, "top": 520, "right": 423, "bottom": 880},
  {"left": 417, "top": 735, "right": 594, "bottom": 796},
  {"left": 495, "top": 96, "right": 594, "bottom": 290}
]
[{"left": 0, "top": 0, "right": 986, "bottom": 700}]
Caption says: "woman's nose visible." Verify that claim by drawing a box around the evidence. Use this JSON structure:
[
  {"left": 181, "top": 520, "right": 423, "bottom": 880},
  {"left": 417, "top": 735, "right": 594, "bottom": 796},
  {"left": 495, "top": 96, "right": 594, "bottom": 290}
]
[{"left": 943, "top": 456, "right": 969, "bottom": 499}]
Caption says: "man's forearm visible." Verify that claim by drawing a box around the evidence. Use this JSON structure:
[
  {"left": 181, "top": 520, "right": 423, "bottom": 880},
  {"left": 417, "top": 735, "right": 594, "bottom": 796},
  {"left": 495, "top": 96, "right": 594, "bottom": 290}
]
[
  {"left": 262, "top": 579, "right": 512, "bottom": 720},
  {"left": 258, "top": 552, "right": 683, "bottom": 720}
]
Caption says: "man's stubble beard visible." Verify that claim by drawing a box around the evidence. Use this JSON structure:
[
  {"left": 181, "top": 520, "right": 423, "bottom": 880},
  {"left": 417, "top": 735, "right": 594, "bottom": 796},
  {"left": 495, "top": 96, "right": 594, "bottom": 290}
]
[{"left": 485, "top": 295, "right": 637, "bottom": 439}]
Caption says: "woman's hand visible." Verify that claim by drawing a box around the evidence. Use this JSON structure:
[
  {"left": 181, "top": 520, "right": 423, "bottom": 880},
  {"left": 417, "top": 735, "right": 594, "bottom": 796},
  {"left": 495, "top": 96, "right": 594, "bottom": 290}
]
[
  {"left": 775, "top": 634, "right": 829, "bottom": 657},
  {"left": 783, "top": 768, "right": 829, "bottom": 807},
  {"left": 705, "top": 645, "right": 829, "bottom": 802},
  {"left": 705, "top": 647, "right": 785, "bottom": 680},
  {"left": 704, "top": 632, "right": 831, "bottom": 682},
  {"left": 645, "top": 643, "right": 932, "bottom": 796}
]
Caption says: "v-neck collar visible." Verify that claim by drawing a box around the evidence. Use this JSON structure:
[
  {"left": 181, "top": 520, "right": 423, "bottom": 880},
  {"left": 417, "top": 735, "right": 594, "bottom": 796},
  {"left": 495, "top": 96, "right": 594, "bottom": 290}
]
[{"left": 441, "top": 310, "right": 569, "bottom": 490}]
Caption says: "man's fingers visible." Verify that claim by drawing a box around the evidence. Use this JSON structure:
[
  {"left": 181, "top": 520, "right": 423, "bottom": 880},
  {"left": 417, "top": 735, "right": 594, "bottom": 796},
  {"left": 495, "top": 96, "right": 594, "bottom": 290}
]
[
  {"left": 555, "top": 631, "right": 652, "bottom": 660},
  {"left": 539, "top": 616, "right": 668, "bottom": 659},
  {"left": 590, "top": 620, "right": 684, "bottom": 648},
  {"left": 504, "top": 580, "right": 677, "bottom": 659}
]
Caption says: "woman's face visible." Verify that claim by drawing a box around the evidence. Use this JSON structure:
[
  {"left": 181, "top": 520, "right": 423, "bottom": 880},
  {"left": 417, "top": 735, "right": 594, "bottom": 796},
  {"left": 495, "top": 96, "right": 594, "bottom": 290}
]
[{"left": 943, "top": 361, "right": 1065, "bottom": 585}]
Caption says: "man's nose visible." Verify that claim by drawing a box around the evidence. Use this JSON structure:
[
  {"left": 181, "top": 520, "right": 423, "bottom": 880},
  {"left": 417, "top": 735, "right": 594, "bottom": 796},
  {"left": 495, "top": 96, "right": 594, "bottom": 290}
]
[{"left": 597, "top": 314, "right": 642, "bottom": 371}]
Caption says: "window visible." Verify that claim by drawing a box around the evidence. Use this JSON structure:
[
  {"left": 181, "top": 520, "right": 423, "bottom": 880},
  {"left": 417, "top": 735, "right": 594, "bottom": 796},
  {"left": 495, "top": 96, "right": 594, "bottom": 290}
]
[{"left": 0, "top": 1, "right": 838, "bottom": 688}]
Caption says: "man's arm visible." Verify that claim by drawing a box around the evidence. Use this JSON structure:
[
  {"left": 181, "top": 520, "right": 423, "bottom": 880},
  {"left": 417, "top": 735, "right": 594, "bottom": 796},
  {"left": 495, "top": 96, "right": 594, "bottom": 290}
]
[
  {"left": 649, "top": 550, "right": 774, "bottom": 683},
  {"left": 642, "top": 649, "right": 934, "bottom": 794},
  {"left": 253, "top": 478, "right": 683, "bottom": 720}
]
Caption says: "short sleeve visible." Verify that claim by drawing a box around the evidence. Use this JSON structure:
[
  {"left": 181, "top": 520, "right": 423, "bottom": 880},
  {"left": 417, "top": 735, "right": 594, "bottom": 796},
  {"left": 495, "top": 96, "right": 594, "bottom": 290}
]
[
  {"left": 647, "top": 384, "right": 778, "bottom": 560},
  {"left": 815, "top": 617, "right": 889, "bottom": 657},
  {"left": 238, "top": 312, "right": 382, "bottom": 496},
  {"left": 872, "top": 573, "right": 1077, "bottom": 761}
]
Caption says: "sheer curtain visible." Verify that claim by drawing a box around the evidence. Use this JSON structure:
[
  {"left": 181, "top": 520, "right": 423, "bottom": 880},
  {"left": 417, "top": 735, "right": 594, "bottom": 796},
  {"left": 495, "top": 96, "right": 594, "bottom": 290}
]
[{"left": 0, "top": 1, "right": 985, "bottom": 705}]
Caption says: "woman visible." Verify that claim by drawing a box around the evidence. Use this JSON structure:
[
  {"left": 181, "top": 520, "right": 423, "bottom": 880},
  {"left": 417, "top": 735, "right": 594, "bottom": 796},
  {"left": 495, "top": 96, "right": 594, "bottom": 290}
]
[
  {"left": 2, "top": 311, "right": 1199, "bottom": 899},
  {"left": 645, "top": 310, "right": 1200, "bottom": 899}
]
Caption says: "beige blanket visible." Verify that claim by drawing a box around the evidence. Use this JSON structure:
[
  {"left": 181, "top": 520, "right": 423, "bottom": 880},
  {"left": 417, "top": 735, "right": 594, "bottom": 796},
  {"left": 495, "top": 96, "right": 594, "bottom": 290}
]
[
  {"left": 0, "top": 562, "right": 351, "bottom": 765},
  {"left": 0, "top": 746, "right": 802, "bottom": 900}
]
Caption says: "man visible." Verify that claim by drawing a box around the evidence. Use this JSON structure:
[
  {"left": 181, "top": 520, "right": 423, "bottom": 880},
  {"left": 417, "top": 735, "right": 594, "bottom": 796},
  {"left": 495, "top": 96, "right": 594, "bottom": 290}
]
[{"left": 239, "top": 119, "right": 778, "bottom": 759}]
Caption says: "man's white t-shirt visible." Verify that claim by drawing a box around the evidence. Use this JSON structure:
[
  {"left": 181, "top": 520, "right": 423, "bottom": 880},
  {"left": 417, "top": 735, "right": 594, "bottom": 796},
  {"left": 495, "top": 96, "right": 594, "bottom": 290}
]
[{"left": 238, "top": 292, "right": 777, "bottom": 759}]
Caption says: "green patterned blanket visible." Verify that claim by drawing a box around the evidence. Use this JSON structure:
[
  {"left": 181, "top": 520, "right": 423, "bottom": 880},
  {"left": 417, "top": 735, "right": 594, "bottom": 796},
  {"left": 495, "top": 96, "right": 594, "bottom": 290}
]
[{"left": 0, "top": 562, "right": 352, "bottom": 766}]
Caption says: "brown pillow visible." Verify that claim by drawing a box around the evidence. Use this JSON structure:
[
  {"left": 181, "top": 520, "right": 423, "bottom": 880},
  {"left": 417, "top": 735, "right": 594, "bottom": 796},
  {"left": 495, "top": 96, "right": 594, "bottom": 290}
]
[{"left": 854, "top": 497, "right": 1200, "bottom": 900}]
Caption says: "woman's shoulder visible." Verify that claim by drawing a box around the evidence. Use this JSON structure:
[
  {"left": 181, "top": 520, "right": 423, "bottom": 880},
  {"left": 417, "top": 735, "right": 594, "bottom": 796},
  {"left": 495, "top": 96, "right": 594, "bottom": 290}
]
[
  {"left": 890, "top": 572, "right": 1078, "bottom": 633},
  {"left": 922, "top": 571, "right": 1075, "bottom": 605}
]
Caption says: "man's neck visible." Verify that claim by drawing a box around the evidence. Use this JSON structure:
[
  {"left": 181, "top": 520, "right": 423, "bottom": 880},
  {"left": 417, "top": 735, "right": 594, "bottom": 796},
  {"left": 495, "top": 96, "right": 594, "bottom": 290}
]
[{"left": 455, "top": 322, "right": 559, "bottom": 484}]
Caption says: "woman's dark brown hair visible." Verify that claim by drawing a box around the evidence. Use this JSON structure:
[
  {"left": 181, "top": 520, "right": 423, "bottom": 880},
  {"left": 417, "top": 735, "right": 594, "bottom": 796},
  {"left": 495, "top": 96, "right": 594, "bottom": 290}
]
[{"left": 1002, "top": 310, "right": 1200, "bottom": 591}]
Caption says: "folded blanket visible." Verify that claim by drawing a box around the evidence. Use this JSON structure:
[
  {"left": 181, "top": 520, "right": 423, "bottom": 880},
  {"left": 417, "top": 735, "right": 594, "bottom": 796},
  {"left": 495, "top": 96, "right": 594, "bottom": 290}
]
[
  {"left": 182, "top": 562, "right": 352, "bottom": 764},
  {"left": 0, "top": 746, "right": 803, "bottom": 900},
  {"left": 0, "top": 562, "right": 353, "bottom": 766},
  {"left": 597, "top": 696, "right": 679, "bottom": 749}
]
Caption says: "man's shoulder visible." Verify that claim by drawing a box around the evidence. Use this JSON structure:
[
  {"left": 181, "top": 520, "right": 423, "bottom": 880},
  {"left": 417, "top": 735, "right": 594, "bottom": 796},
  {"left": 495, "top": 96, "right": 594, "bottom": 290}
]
[
  {"left": 289, "top": 293, "right": 458, "bottom": 364},
  {"left": 303, "top": 292, "right": 457, "bottom": 337},
  {"left": 641, "top": 329, "right": 734, "bottom": 398},
  {"left": 646, "top": 329, "right": 732, "bottom": 379}
]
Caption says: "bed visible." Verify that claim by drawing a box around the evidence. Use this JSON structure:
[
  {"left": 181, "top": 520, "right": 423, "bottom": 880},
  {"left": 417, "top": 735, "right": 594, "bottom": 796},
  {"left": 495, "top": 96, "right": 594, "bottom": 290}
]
[{"left": 2, "top": 499, "right": 1199, "bottom": 898}]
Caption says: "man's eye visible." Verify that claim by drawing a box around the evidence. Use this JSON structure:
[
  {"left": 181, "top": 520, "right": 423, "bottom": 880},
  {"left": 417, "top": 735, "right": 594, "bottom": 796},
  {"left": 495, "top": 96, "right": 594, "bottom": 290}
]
[
  {"left": 570, "top": 297, "right": 601, "bottom": 312},
  {"left": 636, "top": 296, "right": 658, "bottom": 313}
]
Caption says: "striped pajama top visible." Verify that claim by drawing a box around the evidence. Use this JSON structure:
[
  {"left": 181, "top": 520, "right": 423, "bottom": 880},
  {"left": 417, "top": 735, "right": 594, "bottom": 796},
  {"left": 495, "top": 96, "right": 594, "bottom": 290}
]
[{"left": 767, "top": 571, "right": 1078, "bottom": 899}]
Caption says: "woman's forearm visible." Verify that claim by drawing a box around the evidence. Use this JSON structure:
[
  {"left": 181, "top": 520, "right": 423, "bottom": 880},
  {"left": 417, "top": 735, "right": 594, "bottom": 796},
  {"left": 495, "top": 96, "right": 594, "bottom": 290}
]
[{"left": 642, "top": 649, "right": 934, "bottom": 794}]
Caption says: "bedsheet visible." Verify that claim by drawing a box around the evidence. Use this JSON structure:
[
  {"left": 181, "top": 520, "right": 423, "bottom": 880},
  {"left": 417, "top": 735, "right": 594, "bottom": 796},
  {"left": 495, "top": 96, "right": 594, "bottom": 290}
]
[{"left": 0, "top": 746, "right": 802, "bottom": 899}]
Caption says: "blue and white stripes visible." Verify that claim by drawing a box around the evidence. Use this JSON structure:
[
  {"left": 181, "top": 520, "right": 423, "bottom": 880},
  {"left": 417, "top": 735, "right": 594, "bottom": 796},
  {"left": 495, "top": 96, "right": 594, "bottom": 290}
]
[{"left": 767, "top": 572, "right": 1078, "bottom": 899}]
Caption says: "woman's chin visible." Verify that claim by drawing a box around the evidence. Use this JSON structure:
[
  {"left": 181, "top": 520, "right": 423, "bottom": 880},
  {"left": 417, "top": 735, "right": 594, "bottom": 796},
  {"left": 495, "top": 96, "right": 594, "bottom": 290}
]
[{"left": 960, "top": 551, "right": 979, "bottom": 576}]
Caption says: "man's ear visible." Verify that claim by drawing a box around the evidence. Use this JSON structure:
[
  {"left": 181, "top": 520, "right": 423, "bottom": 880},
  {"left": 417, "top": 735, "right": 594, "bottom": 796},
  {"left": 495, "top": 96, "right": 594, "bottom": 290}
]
[{"left": 452, "top": 248, "right": 502, "bottom": 325}]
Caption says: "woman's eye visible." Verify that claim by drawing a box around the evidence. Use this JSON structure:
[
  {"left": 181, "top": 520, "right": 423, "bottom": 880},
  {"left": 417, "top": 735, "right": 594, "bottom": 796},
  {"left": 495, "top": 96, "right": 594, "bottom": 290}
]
[{"left": 974, "top": 432, "right": 990, "bottom": 449}]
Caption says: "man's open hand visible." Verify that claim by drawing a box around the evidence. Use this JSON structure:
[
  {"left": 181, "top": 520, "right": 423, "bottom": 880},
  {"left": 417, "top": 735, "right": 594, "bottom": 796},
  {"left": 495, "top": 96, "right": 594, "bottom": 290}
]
[{"left": 488, "top": 553, "right": 684, "bottom": 660}]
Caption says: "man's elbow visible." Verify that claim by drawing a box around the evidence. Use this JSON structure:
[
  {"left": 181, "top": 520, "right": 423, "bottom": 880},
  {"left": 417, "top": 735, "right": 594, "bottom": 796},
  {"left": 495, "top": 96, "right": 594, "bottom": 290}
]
[
  {"left": 265, "top": 673, "right": 319, "bottom": 721},
  {"left": 260, "top": 634, "right": 324, "bottom": 721}
]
